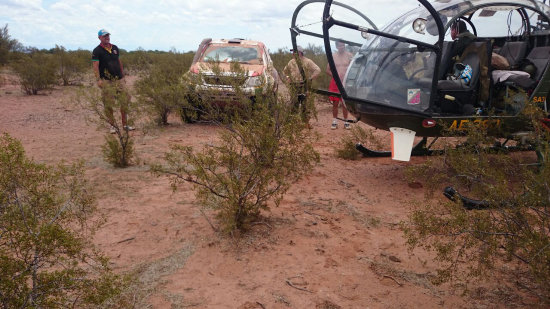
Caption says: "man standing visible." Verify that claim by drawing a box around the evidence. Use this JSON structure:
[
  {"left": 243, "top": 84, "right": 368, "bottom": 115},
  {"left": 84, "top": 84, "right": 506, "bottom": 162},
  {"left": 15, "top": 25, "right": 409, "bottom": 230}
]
[
  {"left": 92, "top": 29, "right": 133, "bottom": 133},
  {"left": 283, "top": 46, "right": 321, "bottom": 122},
  {"left": 326, "top": 40, "right": 353, "bottom": 129}
]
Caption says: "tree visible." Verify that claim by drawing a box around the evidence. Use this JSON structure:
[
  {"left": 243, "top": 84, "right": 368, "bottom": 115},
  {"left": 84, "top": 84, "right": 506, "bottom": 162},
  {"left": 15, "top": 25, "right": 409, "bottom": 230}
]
[
  {"left": 153, "top": 90, "right": 320, "bottom": 233},
  {"left": 12, "top": 52, "right": 58, "bottom": 95},
  {"left": 0, "top": 133, "right": 123, "bottom": 307},
  {"left": 0, "top": 24, "right": 22, "bottom": 66},
  {"left": 53, "top": 45, "right": 89, "bottom": 86},
  {"left": 403, "top": 101, "right": 550, "bottom": 303},
  {"left": 135, "top": 52, "right": 192, "bottom": 125}
]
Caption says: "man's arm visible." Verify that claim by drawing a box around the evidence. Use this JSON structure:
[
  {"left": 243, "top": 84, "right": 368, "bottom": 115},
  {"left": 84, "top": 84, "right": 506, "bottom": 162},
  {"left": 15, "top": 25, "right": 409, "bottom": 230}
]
[
  {"left": 309, "top": 59, "right": 321, "bottom": 80},
  {"left": 283, "top": 60, "right": 293, "bottom": 83}
]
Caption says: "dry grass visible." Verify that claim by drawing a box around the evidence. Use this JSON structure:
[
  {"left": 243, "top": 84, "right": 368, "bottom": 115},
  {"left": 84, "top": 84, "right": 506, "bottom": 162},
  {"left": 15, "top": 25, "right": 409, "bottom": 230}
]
[
  {"left": 298, "top": 197, "right": 381, "bottom": 228},
  {"left": 358, "top": 256, "right": 439, "bottom": 296},
  {"left": 104, "top": 245, "right": 196, "bottom": 308}
]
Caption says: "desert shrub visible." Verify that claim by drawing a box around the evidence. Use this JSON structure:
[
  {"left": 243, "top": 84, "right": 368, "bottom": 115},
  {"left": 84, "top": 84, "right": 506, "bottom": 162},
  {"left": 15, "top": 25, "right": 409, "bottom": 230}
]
[
  {"left": 403, "top": 101, "right": 550, "bottom": 303},
  {"left": 123, "top": 49, "right": 194, "bottom": 75},
  {"left": 180, "top": 59, "right": 271, "bottom": 124},
  {"left": 102, "top": 133, "right": 135, "bottom": 168},
  {"left": 78, "top": 82, "right": 136, "bottom": 167},
  {"left": 53, "top": 45, "right": 90, "bottom": 86},
  {"left": 12, "top": 52, "right": 57, "bottom": 95},
  {"left": 135, "top": 52, "right": 192, "bottom": 125},
  {"left": 122, "top": 48, "right": 152, "bottom": 74},
  {"left": 153, "top": 90, "right": 320, "bottom": 233},
  {"left": 0, "top": 133, "right": 124, "bottom": 307},
  {"left": 335, "top": 125, "right": 385, "bottom": 160}
]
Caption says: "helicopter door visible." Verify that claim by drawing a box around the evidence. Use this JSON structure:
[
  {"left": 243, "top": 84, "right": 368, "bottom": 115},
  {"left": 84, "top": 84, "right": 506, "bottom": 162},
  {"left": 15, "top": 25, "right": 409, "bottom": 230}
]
[
  {"left": 289, "top": 0, "right": 377, "bottom": 98},
  {"left": 320, "top": 0, "right": 444, "bottom": 114}
]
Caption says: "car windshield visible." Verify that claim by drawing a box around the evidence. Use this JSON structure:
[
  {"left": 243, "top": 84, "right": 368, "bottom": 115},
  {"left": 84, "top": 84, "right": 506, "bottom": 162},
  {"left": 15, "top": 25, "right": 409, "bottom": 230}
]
[{"left": 202, "top": 46, "right": 262, "bottom": 64}]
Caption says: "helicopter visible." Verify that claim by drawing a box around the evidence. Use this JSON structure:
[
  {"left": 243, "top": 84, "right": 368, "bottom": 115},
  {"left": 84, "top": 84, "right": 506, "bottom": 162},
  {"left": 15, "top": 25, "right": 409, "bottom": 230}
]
[{"left": 290, "top": 0, "right": 550, "bottom": 161}]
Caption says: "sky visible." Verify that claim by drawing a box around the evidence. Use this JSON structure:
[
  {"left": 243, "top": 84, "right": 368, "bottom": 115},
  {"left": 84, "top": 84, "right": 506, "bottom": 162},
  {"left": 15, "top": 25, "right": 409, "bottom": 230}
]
[{"left": 0, "top": 0, "right": 419, "bottom": 52}]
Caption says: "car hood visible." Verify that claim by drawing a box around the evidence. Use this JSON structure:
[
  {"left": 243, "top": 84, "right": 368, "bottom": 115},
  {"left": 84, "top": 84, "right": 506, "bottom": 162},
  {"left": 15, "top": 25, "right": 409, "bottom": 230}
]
[{"left": 191, "top": 62, "right": 265, "bottom": 76}]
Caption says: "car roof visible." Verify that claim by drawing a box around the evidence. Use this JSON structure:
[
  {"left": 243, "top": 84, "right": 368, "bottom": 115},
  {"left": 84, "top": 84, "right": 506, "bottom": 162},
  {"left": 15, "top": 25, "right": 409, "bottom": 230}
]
[{"left": 209, "top": 38, "right": 265, "bottom": 47}]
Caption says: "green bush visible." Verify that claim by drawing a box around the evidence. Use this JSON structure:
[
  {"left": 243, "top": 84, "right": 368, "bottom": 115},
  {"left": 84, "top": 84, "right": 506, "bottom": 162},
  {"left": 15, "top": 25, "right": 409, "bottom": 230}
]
[
  {"left": 121, "top": 48, "right": 152, "bottom": 74},
  {"left": 12, "top": 52, "right": 57, "bottom": 95},
  {"left": 179, "top": 59, "right": 273, "bottom": 124},
  {"left": 335, "top": 125, "right": 385, "bottom": 160},
  {"left": 53, "top": 45, "right": 90, "bottom": 86},
  {"left": 102, "top": 133, "right": 134, "bottom": 168},
  {"left": 135, "top": 52, "right": 193, "bottom": 125},
  {"left": 0, "top": 133, "right": 124, "bottom": 307},
  {"left": 78, "top": 82, "right": 136, "bottom": 168},
  {"left": 153, "top": 89, "right": 320, "bottom": 233},
  {"left": 403, "top": 101, "right": 550, "bottom": 303}
]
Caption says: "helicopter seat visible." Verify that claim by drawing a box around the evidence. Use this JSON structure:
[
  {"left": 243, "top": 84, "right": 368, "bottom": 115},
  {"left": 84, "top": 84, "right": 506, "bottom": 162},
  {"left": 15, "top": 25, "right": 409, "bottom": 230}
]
[
  {"left": 493, "top": 46, "right": 550, "bottom": 90},
  {"left": 437, "top": 47, "right": 481, "bottom": 114},
  {"left": 497, "top": 41, "right": 528, "bottom": 69},
  {"left": 526, "top": 46, "right": 550, "bottom": 82},
  {"left": 436, "top": 41, "right": 455, "bottom": 80}
]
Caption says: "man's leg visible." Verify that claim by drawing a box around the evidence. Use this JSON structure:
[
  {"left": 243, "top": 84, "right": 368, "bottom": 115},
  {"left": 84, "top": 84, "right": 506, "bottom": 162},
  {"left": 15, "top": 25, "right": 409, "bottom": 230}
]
[
  {"left": 332, "top": 99, "right": 339, "bottom": 118},
  {"left": 342, "top": 102, "right": 348, "bottom": 119},
  {"left": 331, "top": 99, "right": 339, "bottom": 129},
  {"left": 116, "top": 81, "right": 133, "bottom": 130},
  {"left": 329, "top": 78, "right": 340, "bottom": 129},
  {"left": 101, "top": 86, "right": 116, "bottom": 126},
  {"left": 342, "top": 101, "right": 351, "bottom": 129}
]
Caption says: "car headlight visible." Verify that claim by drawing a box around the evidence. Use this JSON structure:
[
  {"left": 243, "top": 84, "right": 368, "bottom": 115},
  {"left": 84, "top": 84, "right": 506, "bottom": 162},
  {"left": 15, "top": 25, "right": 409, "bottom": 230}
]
[{"left": 246, "top": 76, "right": 263, "bottom": 88}]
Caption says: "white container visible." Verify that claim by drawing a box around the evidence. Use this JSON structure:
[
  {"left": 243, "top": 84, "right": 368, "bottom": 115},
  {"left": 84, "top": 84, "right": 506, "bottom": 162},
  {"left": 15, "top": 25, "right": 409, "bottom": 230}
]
[{"left": 390, "top": 127, "right": 416, "bottom": 161}]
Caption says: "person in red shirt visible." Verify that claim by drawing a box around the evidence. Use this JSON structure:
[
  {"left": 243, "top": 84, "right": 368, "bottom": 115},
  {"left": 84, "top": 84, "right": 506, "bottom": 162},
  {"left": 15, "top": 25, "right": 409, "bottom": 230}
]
[{"left": 326, "top": 40, "right": 353, "bottom": 130}]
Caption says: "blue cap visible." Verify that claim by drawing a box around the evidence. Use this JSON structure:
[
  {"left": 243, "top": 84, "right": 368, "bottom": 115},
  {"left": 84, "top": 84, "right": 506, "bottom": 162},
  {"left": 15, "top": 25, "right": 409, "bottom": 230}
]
[{"left": 98, "top": 29, "right": 110, "bottom": 37}]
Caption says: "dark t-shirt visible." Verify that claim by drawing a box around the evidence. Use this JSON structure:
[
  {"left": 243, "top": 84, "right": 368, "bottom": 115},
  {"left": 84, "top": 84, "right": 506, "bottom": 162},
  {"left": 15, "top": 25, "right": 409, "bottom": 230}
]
[
  {"left": 92, "top": 44, "right": 123, "bottom": 80},
  {"left": 450, "top": 31, "right": 476, "bottom": 60}
]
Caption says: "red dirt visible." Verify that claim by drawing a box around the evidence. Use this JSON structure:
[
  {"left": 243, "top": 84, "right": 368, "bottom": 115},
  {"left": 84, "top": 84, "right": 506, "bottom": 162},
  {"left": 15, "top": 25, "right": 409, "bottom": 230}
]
[{"left": 0, "top": 72, "right": 523, "bottom": 308}]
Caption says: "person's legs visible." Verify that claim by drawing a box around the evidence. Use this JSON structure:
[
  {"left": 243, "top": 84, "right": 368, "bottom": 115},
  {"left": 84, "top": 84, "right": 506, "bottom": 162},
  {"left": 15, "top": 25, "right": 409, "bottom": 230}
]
[
  {"left": 329, "top": 78, "right": 341, "bottom": 129},
  {"left": 332, "top": 99, "right": 339, "bottom": 118},
  {"left": 116, "top": 81, "right": 133, "bottom": 130},
  {"left": 101, "top": 83, "right": 116, "bottom": 126},
  {"left": 342, "top": 102, "right": 348, "bottom": 119},
  {"left": 330, "top": 99, "right": 339, "bottom": 129}
]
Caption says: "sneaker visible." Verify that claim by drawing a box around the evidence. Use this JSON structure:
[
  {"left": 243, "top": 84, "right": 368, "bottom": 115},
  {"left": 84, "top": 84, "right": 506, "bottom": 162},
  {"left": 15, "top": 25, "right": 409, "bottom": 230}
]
[
  {"left": 109, "top": 126, "right": 116, "bottom": 134},
  {"left": 331, "top": 122, "right": 338, "bottom": 130},
  {"left": 344, "top": 122, "right": 351, "bottom": 130},
  {"left": 124, "top": 126, "right": 135, "bottom": 131}
]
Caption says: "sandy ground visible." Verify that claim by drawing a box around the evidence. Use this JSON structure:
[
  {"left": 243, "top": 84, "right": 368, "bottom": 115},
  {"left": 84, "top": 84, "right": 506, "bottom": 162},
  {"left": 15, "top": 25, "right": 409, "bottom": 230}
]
[{"left": 0, "top": 72, "right": 523, "bottom": 308}]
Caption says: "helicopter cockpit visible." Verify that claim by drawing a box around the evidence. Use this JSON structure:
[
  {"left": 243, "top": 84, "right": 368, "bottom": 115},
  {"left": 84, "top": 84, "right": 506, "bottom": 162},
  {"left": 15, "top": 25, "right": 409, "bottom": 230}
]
[
  {"left": 343, "top": 6, "right": 444, "bottom": 113},
  {"left": 291, "top": 0, "right": 550, "bottom": 125}
]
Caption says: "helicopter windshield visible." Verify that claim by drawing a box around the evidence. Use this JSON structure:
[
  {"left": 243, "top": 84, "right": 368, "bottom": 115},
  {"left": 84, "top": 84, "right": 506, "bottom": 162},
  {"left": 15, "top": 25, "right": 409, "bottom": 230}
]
[{"left": 344, "top": 3, "right": 440, "bottom": 113}]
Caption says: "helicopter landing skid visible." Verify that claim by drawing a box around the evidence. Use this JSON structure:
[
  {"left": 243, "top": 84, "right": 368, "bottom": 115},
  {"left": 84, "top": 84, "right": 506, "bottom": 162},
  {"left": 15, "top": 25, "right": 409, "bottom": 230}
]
[
  {"left": 355, "top": 137, "right": 441, "bottom": 158},
  {"left": 443, "top": 187, "right": 490, "bottom": 210}
]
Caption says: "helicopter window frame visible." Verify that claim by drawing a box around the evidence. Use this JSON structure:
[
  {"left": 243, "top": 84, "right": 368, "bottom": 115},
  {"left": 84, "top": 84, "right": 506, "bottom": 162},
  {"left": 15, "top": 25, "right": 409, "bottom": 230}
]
[{"left": 443, "top": 3, "right": 550, "bottom": 38}]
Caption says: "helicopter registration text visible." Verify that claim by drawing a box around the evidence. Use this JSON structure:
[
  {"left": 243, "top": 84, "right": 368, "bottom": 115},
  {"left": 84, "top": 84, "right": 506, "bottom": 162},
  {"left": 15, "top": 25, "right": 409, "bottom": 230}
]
[
  {"left": 449, "top": 119, "right": 502, "bottom": 130},
  {"left": 533, "top": 96, "right": 546, "bottom": 104}
]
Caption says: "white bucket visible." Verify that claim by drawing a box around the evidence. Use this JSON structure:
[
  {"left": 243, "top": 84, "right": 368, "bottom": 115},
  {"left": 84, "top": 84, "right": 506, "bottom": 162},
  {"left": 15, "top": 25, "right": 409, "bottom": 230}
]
[{"left": 390, "top": 127, "right": 416, "bottom": 161}]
